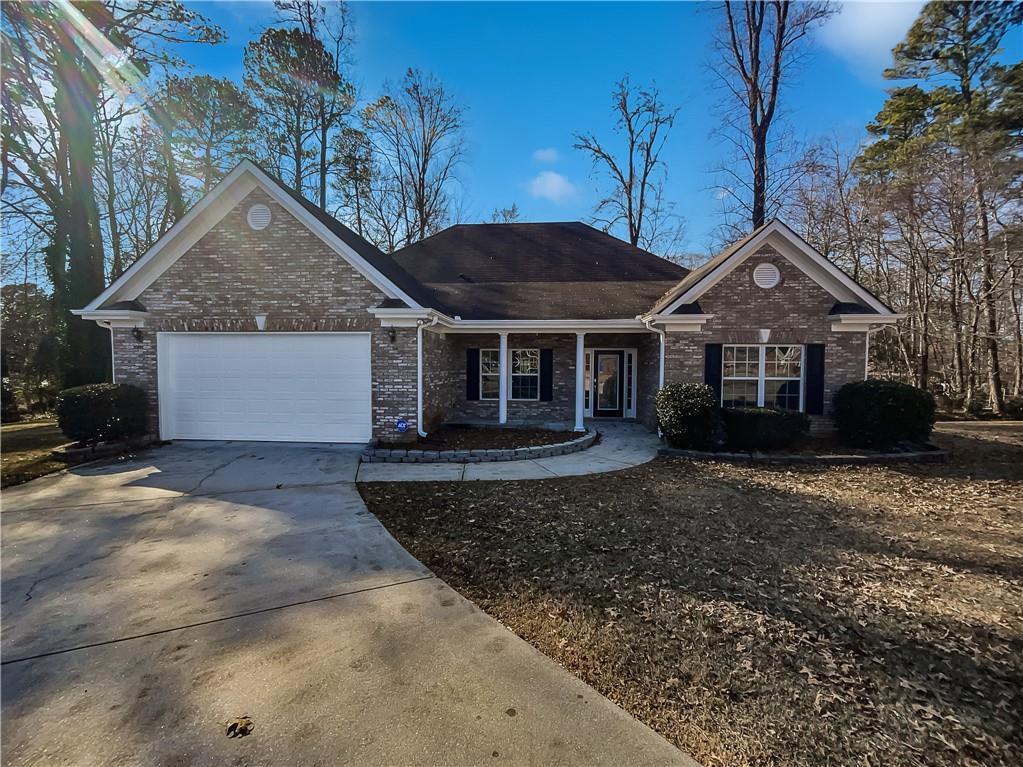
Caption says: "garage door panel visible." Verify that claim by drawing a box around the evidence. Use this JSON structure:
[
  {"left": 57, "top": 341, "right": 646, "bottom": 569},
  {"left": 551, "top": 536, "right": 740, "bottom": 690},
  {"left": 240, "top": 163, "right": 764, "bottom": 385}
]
[{"left": 158, "top": 333, "right": 372, "bottom": 443}]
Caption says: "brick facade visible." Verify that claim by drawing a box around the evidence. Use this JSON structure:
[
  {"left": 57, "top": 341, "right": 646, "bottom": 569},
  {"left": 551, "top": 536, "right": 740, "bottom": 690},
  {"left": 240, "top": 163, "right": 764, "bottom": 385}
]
[
  {"left": 110, "top": 189, "right": 868, "bottom": 442},
  {"left": 112, "top": 188, "right": 418, "bottom": 439},
  {"left": 661, "top": 249, "right": 866, "bottom": 427}
]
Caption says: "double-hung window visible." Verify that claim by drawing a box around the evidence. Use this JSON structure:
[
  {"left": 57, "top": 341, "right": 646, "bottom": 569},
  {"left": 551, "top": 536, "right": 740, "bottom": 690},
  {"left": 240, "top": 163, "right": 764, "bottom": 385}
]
[
  {"left": 511, "top": 349, "right": 540, "bottom": 400},
  {"left": 480, "top": 349, "right": 501, "bottom": 400},
  {"left": 722, "top": 345, "right": 803, "bottom": 411},
  {"left": 480, "top": 348, "right": 540, "bottom": 401}
]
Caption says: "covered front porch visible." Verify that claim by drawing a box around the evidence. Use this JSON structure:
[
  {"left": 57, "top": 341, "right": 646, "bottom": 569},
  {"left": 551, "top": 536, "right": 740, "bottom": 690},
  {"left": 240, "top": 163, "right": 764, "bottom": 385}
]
[{"left": 422, "top": 329, "right": 662, "bottom": 433}]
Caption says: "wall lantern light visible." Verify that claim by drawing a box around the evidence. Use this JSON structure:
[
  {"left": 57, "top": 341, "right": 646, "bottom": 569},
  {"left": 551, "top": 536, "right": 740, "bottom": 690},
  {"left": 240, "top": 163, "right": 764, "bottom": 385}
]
[
  {"left": 387, "top": 327, "right": 397, "bottom": 343},
  {"left": 255, "top": 313, "right": 268, "bottom": 331},
  {"left": 758, "top": 328, "right": 771, "bottom": 343},
  {"left": 132, "top": 326, "right": 144, "bottom": 342}
]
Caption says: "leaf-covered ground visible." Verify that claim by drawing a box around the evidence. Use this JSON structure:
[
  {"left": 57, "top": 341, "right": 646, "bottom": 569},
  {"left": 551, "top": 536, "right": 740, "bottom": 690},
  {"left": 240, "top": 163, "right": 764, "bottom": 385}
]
[
  {"left": 1, "top": 419, "right": 68, "bottom": 488},
  {"left": 360, "top": 423, "right": 1022, "bottom": 767}
]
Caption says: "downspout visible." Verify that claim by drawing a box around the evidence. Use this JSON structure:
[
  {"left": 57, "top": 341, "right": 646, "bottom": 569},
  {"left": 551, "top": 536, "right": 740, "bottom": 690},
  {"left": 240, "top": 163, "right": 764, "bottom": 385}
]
[
  {"left": 642, "top": 316, "right": 666, "bottom": 390},
  {"left": 416, "top": 315, "right": 440, "bottom": 438}
]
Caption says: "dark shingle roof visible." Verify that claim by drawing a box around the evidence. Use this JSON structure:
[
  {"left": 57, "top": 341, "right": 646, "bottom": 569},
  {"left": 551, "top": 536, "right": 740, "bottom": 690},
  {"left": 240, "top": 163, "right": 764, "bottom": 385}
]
[
  {"left": 391, "top": 222, "right": 687, "bottom": 319},
  {"left": 829, "top": 301, "right": 877, "bottom": 315}
]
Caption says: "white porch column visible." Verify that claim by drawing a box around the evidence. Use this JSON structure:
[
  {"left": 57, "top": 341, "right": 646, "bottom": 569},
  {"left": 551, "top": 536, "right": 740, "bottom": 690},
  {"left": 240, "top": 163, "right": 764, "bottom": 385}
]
[
  {"left": 498, "top": 331, "right": 509, "bottom": 424},
  {"left": 574, "top": 332, "right": 586, "bottom": 431}
]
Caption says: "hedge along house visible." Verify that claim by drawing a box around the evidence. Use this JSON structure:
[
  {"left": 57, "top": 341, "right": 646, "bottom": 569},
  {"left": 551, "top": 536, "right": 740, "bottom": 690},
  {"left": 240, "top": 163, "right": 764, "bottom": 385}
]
[{"left": 75, "top": 160, "right": 901, "bottom": 444}]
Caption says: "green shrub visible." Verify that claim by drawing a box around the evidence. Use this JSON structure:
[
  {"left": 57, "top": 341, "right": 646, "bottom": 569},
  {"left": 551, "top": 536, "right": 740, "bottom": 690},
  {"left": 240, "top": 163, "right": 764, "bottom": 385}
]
[
  {"left": 56, "top": 383, "right": 148, "bottom": 445},
  {"left": 655, "top": 383, "right": 722, "bottom": 449},
  {"left": 833, "top": 380, "right": 935, "bottom": 448},
  {"left": 722, "top": 407, "right": 809, "bottom": 450}
]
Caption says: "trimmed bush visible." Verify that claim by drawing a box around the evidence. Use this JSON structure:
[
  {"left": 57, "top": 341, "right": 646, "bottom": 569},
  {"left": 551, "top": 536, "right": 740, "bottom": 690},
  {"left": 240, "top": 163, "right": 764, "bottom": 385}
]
[
  {"left": 655, "top": 383, "right": 722, "bottom": 449},
  {"left": 56, "top": 383, "right": 148, "bottom": 446},
  {"left": 833, "top": 379, "right": 935, "bottom": 448},
  {"left": 722, "top": 407, "right": 809, "bottom": 450}
]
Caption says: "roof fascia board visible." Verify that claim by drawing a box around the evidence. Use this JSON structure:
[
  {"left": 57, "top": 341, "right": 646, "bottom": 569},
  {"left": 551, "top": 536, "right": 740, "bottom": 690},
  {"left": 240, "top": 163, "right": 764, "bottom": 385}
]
[
  {"left": 435, "top": 318, "right": 651, "bottom": 333},
  {"left": 641, "top": 313, "right": 715, "bottom": 332},
  {"left": 831, "top": 313, "right": 903, "bottom": 332},
  {"left": 71, "top": 309, "right": 148, "bottom": 327},
  {"left": 661, "top": 222, "right": 891, "bottom": 315},
  {"left": 81, "top": 160, "right": 423, "bottom": 313},
  {"left": 244, "top": 164, "right": 422, "bottom": 307},
  {"left": 82, "top": 164, "right": 257, "bottom": 311}
]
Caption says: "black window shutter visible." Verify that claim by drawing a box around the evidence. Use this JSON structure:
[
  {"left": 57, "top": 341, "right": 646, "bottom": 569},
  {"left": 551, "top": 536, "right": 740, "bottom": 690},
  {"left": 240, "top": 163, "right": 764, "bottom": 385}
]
[
  {"left": 805, "top": 344, "right": 826, "bottom": 415},
  {"left": 466, "top": 348, "right": 480, "bottom": 400},
  {"left": 704, "top": 343, "right": 723, "bottom": 399},
  {"left": 539, "top": 348, "right": 554, "bottom": 401}
]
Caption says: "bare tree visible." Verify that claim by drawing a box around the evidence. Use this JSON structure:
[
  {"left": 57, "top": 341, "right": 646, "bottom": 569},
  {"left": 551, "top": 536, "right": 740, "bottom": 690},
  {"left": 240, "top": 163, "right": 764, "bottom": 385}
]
[
  {"left": 362, "top": 68, "right": 466, "bottom": 246},
  {"left": 711, "top": 1, "right": 834, "bottom": 231},
  {"left": 574, "top": 77, "right": 684, "bottom": 255}
]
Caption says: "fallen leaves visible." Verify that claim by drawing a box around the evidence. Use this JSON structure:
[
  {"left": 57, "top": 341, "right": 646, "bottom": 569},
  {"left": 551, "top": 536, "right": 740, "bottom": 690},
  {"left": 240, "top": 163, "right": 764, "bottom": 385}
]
[{"left": 360, "top": 424, "right": 1023, "bottom": 767}]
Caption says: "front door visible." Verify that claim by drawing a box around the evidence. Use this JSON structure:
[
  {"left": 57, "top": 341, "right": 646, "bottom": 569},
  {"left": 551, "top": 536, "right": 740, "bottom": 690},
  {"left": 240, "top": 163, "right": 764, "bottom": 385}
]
[{"left": 593, "top": 350, "right": 625, "bottom": 417}]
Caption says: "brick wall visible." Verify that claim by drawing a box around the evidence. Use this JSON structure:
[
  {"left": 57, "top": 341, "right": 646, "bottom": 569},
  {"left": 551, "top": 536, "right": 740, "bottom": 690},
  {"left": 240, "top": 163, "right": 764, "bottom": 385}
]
[
  {"left": 113, "top": 187, "right": 418, "bottom": 439},
  {"left": 661, "top": 249, "right": 867, "bottom": 426}
]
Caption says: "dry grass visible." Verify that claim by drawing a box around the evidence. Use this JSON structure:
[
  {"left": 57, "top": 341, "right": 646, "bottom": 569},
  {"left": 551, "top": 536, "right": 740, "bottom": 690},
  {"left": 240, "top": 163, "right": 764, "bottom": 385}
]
[
  {"left": 361, "top": 423, "right": 1022, "bottom": 767},
  {"left": 1, "top": 420, "right": 69, "bottom": 488}
]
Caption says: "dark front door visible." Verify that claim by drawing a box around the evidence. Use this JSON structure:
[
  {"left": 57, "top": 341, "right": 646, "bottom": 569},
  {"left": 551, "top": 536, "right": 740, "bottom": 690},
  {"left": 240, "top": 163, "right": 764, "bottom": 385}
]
[{"left": 593, "top": 350, "right": 625, "bottom": 417}]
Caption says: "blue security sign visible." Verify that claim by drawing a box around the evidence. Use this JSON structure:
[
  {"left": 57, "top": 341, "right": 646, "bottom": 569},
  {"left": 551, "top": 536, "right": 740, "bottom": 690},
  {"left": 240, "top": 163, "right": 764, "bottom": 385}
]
[{"left": 395, "top": 418, "right": 409, "bottom": 433}]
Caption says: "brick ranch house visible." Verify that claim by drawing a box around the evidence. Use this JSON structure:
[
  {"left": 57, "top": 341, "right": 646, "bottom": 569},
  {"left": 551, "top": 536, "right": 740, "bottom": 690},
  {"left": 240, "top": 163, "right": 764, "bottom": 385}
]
[{"left": 76, "top": 160, "right": 900, "bottom": 443}]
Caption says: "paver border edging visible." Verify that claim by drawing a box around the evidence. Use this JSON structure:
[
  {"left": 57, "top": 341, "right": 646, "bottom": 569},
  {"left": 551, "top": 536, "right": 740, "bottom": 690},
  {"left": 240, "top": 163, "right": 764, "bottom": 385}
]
[
  {"left": 657, "top": 445, "right": 948, "bottom": 465},
  {"left": 361, "top": 429, "right": 597, "bottom": 464}
]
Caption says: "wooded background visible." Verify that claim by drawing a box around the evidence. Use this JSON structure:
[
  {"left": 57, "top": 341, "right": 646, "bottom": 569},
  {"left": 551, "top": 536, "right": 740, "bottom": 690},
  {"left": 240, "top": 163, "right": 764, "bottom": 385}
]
[{"left": 2, "top": 1, "right": 1020, "bottom": 418}]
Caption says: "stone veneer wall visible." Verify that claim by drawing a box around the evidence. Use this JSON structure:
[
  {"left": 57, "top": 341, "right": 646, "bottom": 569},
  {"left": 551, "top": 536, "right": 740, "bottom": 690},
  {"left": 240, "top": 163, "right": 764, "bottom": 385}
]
[
  {"left": 111, "top": 187, "right": 419, "bottom": 440},
  {"left": 660, "top": 247, "right": 867, "bottom": 427}
]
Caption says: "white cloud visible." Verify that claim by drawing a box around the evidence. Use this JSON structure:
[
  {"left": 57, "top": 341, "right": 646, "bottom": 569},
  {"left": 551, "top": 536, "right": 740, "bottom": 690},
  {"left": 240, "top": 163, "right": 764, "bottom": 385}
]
[
  {"left": 528, "top": 171, "right": 577, "bottom": 204},
  {"left": 819, "top": 1, "right": 925, "bottom": 79},
  {"left": 532, "top": 147, "right": 559, "bottom": 163}
]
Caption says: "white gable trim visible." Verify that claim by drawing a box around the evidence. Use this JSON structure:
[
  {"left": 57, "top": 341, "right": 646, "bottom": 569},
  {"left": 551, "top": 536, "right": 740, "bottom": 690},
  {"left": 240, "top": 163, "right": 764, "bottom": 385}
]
[
  {"left": 660, "top": 220, "right": 892, "bottom": 316},
  {"left": 81, "top": 160, "right": 422, "bottom": 312}
]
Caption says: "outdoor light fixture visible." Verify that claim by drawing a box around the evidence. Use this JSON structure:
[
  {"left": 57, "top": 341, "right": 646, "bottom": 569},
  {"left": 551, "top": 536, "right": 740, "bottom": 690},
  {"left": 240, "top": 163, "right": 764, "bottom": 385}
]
[
  {"left": 255, "top": 313, "right": 267, "bottom": 331},
  {"left": 758, "top": 328, "right": 771, "bottom": 343},
  {"left": 132, "top": 326, "right": 143, "bottom": 342},
  {"left": 388, "top": 327, "right": 397, "bottom": 343}
]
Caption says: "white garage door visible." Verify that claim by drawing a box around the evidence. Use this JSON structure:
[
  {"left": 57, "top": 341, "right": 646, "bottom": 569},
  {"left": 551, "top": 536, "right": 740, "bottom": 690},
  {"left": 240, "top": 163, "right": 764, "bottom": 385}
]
[{"left": 157, "top": 333, "right": 372, "bottom": 443}]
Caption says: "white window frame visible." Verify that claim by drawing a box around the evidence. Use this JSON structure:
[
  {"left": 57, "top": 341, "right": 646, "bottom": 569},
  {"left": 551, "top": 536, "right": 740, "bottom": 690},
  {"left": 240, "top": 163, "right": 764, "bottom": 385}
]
[
  {"left": 722, "top": 344, "right": 805, "bottom": 412},
  {"left": 510, "top": 348, "right": 540, "bottom": 401},
  {"left": 480, "top": 348, "right": 501, "bottom": 401},
  {"left": 480, "top": 348, "right": 541, "bottom": 402}
]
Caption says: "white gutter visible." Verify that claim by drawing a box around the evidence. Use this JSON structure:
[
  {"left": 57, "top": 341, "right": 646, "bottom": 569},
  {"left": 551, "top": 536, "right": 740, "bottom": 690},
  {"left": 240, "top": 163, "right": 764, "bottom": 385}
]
[
  {"left": 641, "top": 316, "right": 666, "bottom": 390},
  {"left": 416, "top": 315, "right": 441, "bottom": 437}
]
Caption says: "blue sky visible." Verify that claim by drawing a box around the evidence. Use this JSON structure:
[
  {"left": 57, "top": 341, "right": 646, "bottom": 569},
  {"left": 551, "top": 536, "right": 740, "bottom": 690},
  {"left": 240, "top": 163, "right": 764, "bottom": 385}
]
[{"left": 181, "top": 1, "right": 1016, "bottom": 253}]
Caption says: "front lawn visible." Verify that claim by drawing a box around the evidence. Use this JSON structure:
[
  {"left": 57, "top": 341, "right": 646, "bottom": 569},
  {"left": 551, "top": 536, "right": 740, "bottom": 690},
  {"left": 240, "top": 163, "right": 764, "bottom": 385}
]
[
  {"left": 1, "top": 420, "right": 69, "bottom": 488},
  {"left": 360, "top": 423, "right": 1022, "bottom": 767}
]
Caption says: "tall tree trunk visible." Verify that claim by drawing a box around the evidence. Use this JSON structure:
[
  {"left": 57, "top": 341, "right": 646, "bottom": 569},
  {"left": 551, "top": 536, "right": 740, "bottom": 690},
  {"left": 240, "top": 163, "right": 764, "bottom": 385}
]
[
  {"left": 55, "top": 50, "right": 109, "bottom": 386},
  {"left": 973, "top": 179, "right": 1005, "bottom": 414},
  {"left": 752, "top": 127, "right": 768, "bottom": 228},
  {"left": 318, "top": 96, "right": 328, "bottom": 208},
  {"left": 1009, "top": 259, "right": 1022, "bottom": 396}
]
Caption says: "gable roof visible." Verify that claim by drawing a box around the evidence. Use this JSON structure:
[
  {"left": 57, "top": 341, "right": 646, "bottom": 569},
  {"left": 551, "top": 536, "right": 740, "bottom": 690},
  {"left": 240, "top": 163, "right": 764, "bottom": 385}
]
[
  {"left": 81, "top": 160, "right": 432, "bottom": 313},
  {"left": 390, "top": 222, "right": 687, "bottom": 320},
  {"left": 651, "top": 219, "right": 895, "bottom": 316}
]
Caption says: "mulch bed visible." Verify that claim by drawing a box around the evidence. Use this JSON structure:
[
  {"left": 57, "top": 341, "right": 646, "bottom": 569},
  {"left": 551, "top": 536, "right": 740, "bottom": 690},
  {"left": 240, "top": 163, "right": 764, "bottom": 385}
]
[
  {"left": 360, "top": 424, "right": 1023, "bottom": 767},
  {"left": 376, "top": 425, "right": 573, "bottom": 451}
]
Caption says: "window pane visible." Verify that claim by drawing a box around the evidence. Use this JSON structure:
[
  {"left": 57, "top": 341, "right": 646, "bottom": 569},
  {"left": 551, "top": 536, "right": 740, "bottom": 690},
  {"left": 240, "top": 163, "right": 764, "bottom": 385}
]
[
  {"left": 481, "top": 374, "right": 499, "bottom": 400},
  {"left": 724, "top": 345, "right": 759, "bottom": 377},
  {"left": 722, "top": 380, "right": 758, "bottom": 408},
  {"left": 481, "top": 350, "right": 501, "bottom": 375},
  {"left": 765, "top": 379, "right": 801, "bottom": 411},
  {"left": 512, "top": 375, "right": 538, "bottom": 400},
  {"left": 512, "top": 349, "right": 539, "bottom": 374},
  {"left": 765, "top": 346, "right": 801, "bottom": 378}
]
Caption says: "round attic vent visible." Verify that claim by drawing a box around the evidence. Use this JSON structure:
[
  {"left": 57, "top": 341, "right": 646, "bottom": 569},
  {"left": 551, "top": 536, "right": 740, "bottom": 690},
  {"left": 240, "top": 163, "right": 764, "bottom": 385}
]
[
  {"left": 753, "top": 262, "right": 781, "bottom": 289},
  {"left": 247, "top": 204, "right": 272, "bottom": 230}
]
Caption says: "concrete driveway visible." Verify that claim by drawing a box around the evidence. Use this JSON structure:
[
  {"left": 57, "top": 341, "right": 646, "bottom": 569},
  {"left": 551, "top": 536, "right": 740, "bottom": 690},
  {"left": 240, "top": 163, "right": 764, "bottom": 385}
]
[{"left": 1, "top": 442, "right": 691, "bottom": 766}]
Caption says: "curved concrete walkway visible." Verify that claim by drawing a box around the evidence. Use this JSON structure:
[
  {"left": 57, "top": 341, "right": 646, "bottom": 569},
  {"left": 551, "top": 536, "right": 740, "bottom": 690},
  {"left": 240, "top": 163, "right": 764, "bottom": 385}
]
[{"left": 356, "top": 421, "right": 661, "bottom": 482}]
